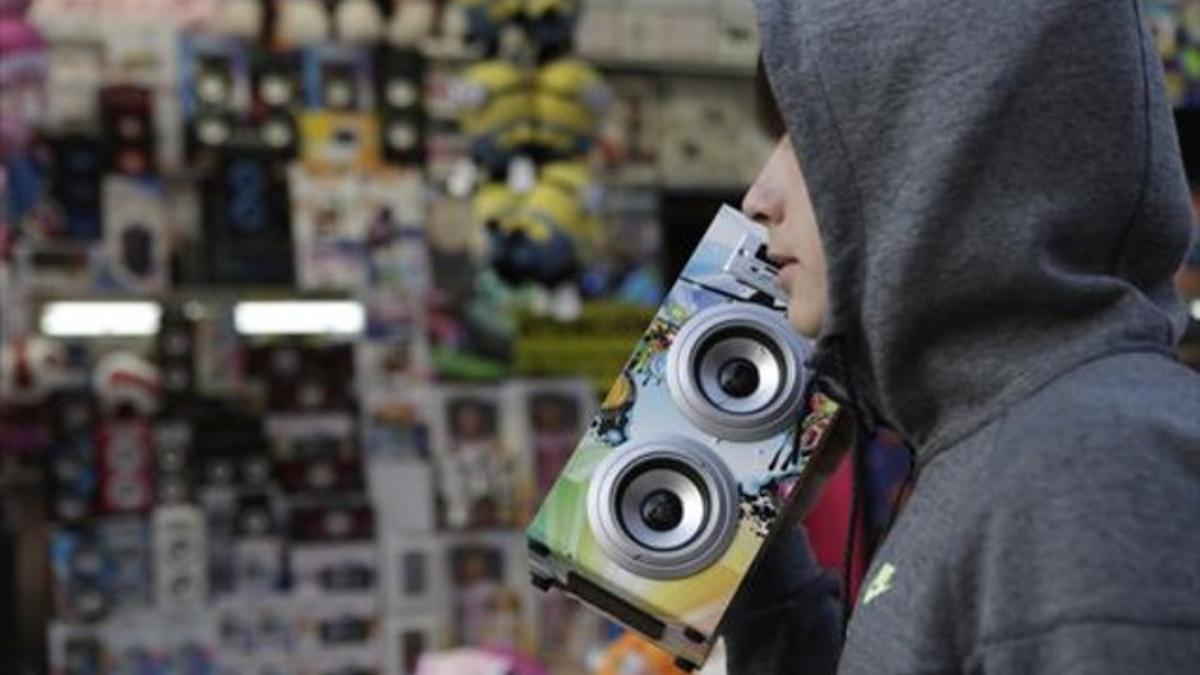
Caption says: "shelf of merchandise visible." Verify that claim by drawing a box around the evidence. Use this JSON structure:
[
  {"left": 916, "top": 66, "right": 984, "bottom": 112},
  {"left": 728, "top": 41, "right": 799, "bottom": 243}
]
[
  {"left": 587, "top": 55, "right": 755, "bottom": 80},
  {"left": 421, "top": 42, "right": 754, "bottom": 80}
]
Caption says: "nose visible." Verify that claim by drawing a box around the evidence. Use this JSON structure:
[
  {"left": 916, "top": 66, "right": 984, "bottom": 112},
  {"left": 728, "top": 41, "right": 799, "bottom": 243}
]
[{"left": 741, "top": 180, "right": 783, "bottom": 229}]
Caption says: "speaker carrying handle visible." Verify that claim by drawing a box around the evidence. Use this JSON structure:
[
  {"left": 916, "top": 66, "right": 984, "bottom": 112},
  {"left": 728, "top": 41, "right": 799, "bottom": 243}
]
[{"left": 780, "top": 402, "right": 855, "bottom": 527}]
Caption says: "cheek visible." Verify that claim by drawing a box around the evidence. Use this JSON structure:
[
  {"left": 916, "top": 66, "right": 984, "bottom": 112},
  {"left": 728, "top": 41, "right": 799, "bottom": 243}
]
[
  {"left": 786, "top": 218, "right": 829, "bottom": 337},
  {"left": 788, "top": 285, "right": 827, "bottom": 339},
  {"left": 788, "top": 304, "right": 820, "bottom": 339}
]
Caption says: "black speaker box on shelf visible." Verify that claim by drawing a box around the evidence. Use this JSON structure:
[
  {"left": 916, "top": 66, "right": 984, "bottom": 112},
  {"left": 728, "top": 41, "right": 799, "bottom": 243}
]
[
  {"left": 290, "top": 502, "right": 375, "bottom": 542},
  {"left": 185, "top": 45, "right": 249, "bottom": 161},
  {"left": 155, "top": 305, "right": 198, "bottom": 413},
  {"left": 257, "top": 109, "right": 301, "bottom": 160},
  {"left": 255, "top": 51, "right": 304, "bottom": 110},
  {"left": 243, "top": 344, "right": 356, "bottom": 412},
  {"left": 99, "top": 85, "right": 158, "bottom": 176},
  {"left": 274, "top": 457, "right": 364, "bottom": 494},
  {"left": 154, "top": 421, "right": 193, "bottom": 506},
  {"left": 375, "top": 47, "right": 426, "bottom": 166},
  {"left": 191, "top": 399, "right": 270, "bottom": 488},
  {"left": 253, "top": 52, "right": 305, "bottom": 159},
  {"left": 311, "top": 47, "right": 371, "bottom": 112}
]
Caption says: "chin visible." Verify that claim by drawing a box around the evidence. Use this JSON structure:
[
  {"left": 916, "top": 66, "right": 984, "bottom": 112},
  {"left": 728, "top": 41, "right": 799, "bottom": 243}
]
[{"left": 787, "top": 301, "right": 823, "bottom": 340}]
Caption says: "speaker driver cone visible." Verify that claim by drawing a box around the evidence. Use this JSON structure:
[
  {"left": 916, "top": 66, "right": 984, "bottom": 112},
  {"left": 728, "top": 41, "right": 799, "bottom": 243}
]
[
  {"left": 587, "top": 435, "right": 737, "bottom": 579},
  {"left": 667, "top": 304, "right": 811, "bottom": 441},
  {"left": 617, "top": 465, "right": 707, "bottom": 551}
]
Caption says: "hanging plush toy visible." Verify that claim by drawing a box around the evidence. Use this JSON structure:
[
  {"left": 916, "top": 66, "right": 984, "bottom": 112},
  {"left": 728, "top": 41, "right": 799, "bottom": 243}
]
[
  {"left": 522, "top": 0, "right": 580, "bottom": 58},
  {"left": 387, "top": 0, "right": 436, "bottom": 48},
  {"left": 93, "top": 351, "right": 161, "bottom": 419},
  {"left": 335, "top": 0, "right": 385, "bottom": 45},
  {"left": 213, "top": 0, "right": 266, "bottom": 41},
  {"left": 455, "top": 59, "right": 534, "bottom": 174},
  {"left": 0, "top": 336, "right": 68, "bottom": 407},
  {"left": 450, "top": 0, "right": 522, "bottom": 56},
  {"left": 275, "top": 0, "right": 332, "bottom": 49},
  {"left": 532, "top": 58, "right": 610, "bottom": 159}
]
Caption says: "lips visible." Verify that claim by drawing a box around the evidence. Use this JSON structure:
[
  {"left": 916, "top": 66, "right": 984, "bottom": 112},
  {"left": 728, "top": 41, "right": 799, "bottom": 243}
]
[
  {"left": 767, "top": 249, "right": 799, "bottom": 294},
  {"left": 775, "top": 262, "right": 798, "bottom": 293}
]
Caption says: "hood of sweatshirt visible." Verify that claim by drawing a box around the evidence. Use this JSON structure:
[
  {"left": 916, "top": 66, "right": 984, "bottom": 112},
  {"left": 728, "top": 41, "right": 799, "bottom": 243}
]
[{"left": 753, "top": 0, "right": 1194, "bottom": 460}]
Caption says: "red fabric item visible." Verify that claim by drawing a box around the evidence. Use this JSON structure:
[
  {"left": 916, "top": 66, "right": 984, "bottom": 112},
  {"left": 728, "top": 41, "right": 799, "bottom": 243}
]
[{"left": 803, "top": 453, "right": 868, "bottom": 602}]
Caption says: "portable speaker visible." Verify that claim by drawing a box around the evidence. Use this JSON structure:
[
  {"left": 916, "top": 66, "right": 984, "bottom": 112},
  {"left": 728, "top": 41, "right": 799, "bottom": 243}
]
[
  {"left": 257, "top": 109, "right": 300, "bottom": 159},
  {"left": 290, "top": 502, "right": 375, "bottom": 542},
  {"left": 152, "top": 504, "right": 208, "bottom": 609},
  {"left": 155, "top": 306, "right": 197, "bottom": 412},
  {"left": 154, "top": 421, "right": 192, "bottom": 505},
  {"left": 181, "top": 36, "right": 252, "bottom": 161},
  {"left": 99, "top": 85, "right": 157, "bottom": 176},
  {"left": 304, "top": 45, "right": 373, "bottom": 111},
  {"left": 376, "top": 47, "right": 426, "bottom": 166},
  {"left": 96, "top": 421, "right": 154, "bottom": 514},
  {"left": 274, "top": 457, "right": 363, "bottom": 494},
  {"left": 526, "top": 206, "right": 846, "bottom": 671},
  {"left": 254, "top": 53, "right": 304, "bottom": 159},
  {"left": 256, "top": 52, "right": 304, "bottom": 109}
]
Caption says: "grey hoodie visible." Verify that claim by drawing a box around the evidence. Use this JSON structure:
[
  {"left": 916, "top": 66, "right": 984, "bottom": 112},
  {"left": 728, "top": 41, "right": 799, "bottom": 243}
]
[{"left": 725, "top": 1, "right": 1200, "bottom": 673}]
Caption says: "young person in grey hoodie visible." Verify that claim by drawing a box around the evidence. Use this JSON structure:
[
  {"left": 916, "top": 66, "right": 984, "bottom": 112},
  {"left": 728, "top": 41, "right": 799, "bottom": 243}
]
[{"left": 722, "top": 1, "right": 1200, "bottom": 673}]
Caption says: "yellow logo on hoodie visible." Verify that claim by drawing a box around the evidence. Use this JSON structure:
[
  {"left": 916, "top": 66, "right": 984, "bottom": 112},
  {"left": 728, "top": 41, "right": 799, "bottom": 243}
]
[{"left": 862, "top": 562, "right": 897, "bottom": 606}]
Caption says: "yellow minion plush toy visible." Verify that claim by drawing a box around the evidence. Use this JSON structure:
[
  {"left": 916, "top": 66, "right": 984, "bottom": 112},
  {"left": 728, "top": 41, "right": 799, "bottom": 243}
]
[
  {"left": 452, "top": 0, "right": 524, "bottom": 54},
  {"left": 533, "top": 58, "right": 610, "bottom": 158},
  {"left": 456, "top": 60, "right": 535, "bottom": 172},
  {"left": 487, "top": 183, "right": 580, "bottom": 286},
  {"left": 532, "top": 160, "right": 604, "bottom": 256},
  {"left": 523, "top": 0, "right": 582, "bottom": 57},
  {"left": 472, "top": 181, "right": 523, "bottom": 230},
  {"left": 482, "top": 162, "right": 603, "bottom": 288}
]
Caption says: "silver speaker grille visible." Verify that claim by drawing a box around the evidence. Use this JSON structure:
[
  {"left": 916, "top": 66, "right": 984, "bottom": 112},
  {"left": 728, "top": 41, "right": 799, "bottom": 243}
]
[
  {"left": 667, "top": 303, "right": 811, "bottom": 441},
  {"left": 587, "top": 436, "right": 738, "bottom": 580}
]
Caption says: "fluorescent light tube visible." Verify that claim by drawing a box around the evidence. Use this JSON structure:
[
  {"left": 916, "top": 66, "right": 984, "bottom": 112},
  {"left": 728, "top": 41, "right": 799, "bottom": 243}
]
[
  {"left": 234, "top": 300, "right": 365, "bottom": 336},
  {"left": 40, "top": 301, "right": 162, "bottom": 337}
]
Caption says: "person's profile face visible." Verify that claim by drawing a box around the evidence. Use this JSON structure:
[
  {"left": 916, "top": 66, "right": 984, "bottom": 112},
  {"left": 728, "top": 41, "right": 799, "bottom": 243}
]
[{"left": 742, "top": 136, "right": 829, "bottom": 338}]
